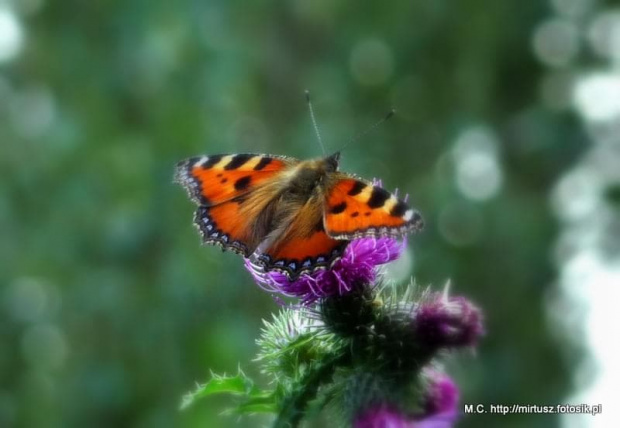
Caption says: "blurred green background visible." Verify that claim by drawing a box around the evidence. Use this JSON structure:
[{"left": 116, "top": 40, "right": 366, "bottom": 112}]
[{"left": 2, "top": 0, "right": 619, "bottom": 427}]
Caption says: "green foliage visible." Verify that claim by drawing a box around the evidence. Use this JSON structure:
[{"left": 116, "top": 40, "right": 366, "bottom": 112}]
[
  {"left": 180, "top": 370, "right": 278, "bottom": 414},
  {"left": 605, "top": 183, "right": 620, "bottom": 207},
  {"left": 179, "top": 309, "right": 344, "bottom": 425}
]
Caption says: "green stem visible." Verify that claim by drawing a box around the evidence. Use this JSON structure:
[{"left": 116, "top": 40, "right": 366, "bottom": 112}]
[{"left": 273, "top": 352, "right": 349, "bottom": 428}]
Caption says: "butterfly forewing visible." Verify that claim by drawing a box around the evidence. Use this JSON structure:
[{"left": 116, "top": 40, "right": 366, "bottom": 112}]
[
  {"left": 175, "top": 154, "right": 294, "bottom": 206},
  {"left": 323, "top": 176, "right": 424, "bottom": 240},
  {"left": 176, "top": 154, "right": 297, "bottom": 255}
]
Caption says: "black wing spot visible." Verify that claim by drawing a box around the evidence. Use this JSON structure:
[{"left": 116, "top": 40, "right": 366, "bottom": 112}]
[
  {"left": 254, "top": 157, "right": 272, "bottom": 170},
  {"left": 220, "top": 178, "right": 228, "bottom": 184},
  {"left": 203, "top": 155, "right": 223, "bottom": 169},
  {"left": 330, "top": 202, "right": 347, "bottom": 214},
  {"left": 364, "top": 212, "right": 371, "bottom": 217},
  {"left": 367, "top": 187, "right": 391, "bottom": 209},
  {"left": 351, "top": 211, "right": 359, "bottom": 218},
  {"left": 390, "top": 201, "right": 409, "bottom": 217},
  {"left": 224, "top": 154, "right": 253, "bottom": 170},
  {"left": 348, "top": 181, "right": 367, "bottom": 196},
  {"left": 234, "top": 175, "right": 252, "bottom": 191}
]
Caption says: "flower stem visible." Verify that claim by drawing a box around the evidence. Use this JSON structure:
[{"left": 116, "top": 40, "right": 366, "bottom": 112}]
[{"left": 273, "top": 352, "right": 349, "bottom": 428}]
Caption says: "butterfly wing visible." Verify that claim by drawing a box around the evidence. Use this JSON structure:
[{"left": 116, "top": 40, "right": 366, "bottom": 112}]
[
  {"left": 193, "top": 202, "right": 254, "bottom": 256},
  {"left": 253, "top": 193, "right": 348, "bottom": 279},
  {"left": 175, "top": 154, "right": 298, "bottom": 256},
  {"left": 175, "top": 154, "right": 295, "bottom": 206},
  {"left": 323, "top": 175, "right": 424, "bottom": 239}
]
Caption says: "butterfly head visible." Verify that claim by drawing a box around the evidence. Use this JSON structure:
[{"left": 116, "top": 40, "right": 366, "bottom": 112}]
[{"left": 324, "top": 151, "right": 341, "bottom": 172}]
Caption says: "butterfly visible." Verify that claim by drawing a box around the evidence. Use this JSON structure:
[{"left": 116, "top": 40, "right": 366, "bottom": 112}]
[{"left": 174, "top": 152, "right": 424, "bottom": 279}]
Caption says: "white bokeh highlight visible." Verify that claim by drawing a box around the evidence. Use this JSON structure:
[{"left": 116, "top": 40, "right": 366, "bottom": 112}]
[
  {"left": 533, "top": 18, "right": 580, "bottom": 67},
  {"left": 573, "top": 73, "right": 620, "bottom": 122},
  {"left": 588, "top": 11, "right": 620, "bottom": 62},
  {"left": 0, "top": 7, "right": 23, "bottom": 63},
  {"left": 452, "top": 126, "right": 503, "bottom": 201}
]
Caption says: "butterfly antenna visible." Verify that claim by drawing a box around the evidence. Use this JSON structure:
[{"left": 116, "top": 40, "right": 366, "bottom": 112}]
[
  {"left": 305, "top": 90, "right": 326, "bottom": 155},
  {"left": 340, "top": 108, "right": 396, "bottom": 153}
]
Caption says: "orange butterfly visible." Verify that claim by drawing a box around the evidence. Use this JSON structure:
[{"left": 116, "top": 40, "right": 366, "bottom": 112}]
[{"left": 175, "top": 152, "right": 423, "bottom": 279}]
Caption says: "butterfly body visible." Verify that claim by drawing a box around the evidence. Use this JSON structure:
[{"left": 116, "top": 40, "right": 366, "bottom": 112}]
[{"left": 175, "top": 152, "right": 423, "bottom": 279}]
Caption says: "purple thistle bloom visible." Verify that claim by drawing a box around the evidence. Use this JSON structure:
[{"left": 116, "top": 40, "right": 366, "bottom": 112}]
[
  {"left": 412, "top": 293, "right": 484, "bottom": 349},
  {"left": 354, "top": 404, "right": 458, "bottom": 428},
  {"left": 413, "top": 411, "right": 459, "bottom": 428},
  {"left": 354, "top": 371, "right": 459, "bottom": 428},
  {"left": 422, "top": 370, "right": 459, "bottom": 416},
  {"left": 354, "top": 406, "right": 413, "bottom": 428},
  {"left": 245, "top": 237, "right": 405, "bottom": 303}
]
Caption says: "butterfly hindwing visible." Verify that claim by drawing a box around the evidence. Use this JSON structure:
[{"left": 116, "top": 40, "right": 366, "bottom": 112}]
[
  {"left": 324, "top": 176, "right": 424, "bottom": 240},
  {"left": 194, "top": 201, "right": 253, "bottom": 256},
  {"left": 256, "top": 231, "right": 348, "bottom": 279},
  {"left": 175, "top": 154, "right": 293, "bottom": 206},
  {"left": 255, "top": 194, "right": 348, "bottom": 279}
]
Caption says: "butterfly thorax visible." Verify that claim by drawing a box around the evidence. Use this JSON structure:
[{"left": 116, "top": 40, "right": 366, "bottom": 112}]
[{"left": 283, "top": 155, "right": 339, "bottom": 199}]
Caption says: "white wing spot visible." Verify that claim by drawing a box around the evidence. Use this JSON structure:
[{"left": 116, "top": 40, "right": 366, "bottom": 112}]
[
  {"left": 195, "top": 156, "right": 209, "bottom": 167},
  {"left": 404, "top": 209, "right": 414, "bottom": 221}
]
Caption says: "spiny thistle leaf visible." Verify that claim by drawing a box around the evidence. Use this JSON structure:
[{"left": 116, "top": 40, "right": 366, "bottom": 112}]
[
  {"left": 180, "top": 370, "right": 257, "bottom": 410},
  {"left": 233, "top": 394, "right": 279, "bottom": 414}
]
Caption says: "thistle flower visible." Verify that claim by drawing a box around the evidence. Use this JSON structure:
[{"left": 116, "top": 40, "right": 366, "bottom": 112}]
[
  {"left": 412, "top": 293, "right": 483, "bottom": 350},
  {"left": 256, "top": 309, "right": 321, "bottom": 355},
  {"left": 255, "top": 309, "right": 328, "bottom": 382},
  {"left": 354, "top": 405, "right": 457, "bottom": 428},
  {"left": 352, "top": 370, "right": 459, "bottom": 428},
  {"left": 354, "top": 406, "right": 413, "bottom": 428},
  {"left": 245, "top": 237, "right": 405, "bottom": 303},
  {"left": 421, "top": 370, "right": 459, "bottom": 418}
]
